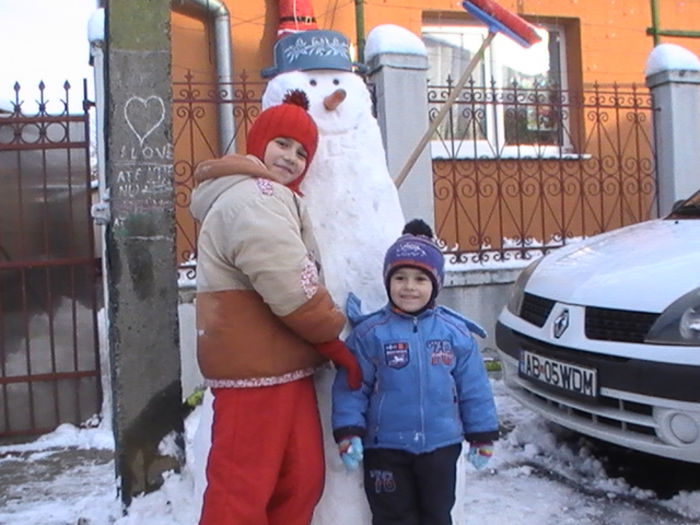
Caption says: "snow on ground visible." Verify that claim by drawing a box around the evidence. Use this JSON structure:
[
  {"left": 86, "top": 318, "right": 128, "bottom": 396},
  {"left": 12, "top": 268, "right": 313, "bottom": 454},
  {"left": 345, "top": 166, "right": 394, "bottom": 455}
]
[{"left": 2, "top": 378, "right": 700, "bottom": 525}]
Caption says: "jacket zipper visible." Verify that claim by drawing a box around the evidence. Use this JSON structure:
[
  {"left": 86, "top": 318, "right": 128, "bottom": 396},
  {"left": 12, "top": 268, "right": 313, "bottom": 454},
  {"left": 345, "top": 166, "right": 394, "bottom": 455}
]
[{"left": 415, "top": 315, "right": 426, "bottom": 448}]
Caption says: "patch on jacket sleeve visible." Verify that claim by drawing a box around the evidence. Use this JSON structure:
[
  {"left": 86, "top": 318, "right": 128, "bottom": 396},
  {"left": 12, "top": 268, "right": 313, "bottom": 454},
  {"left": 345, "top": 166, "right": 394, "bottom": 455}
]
[
  {"left": 300, "top": 254, "right": 320, "bottom": 298},
  {"left": 256, "top": 178, "right": 274, "bottom": 195},
  {"left": 428, "top": 339, "right": 454, "bottom": 365},
  {"left": 384, "top": 342, "right": 409, "bottom": 369}
]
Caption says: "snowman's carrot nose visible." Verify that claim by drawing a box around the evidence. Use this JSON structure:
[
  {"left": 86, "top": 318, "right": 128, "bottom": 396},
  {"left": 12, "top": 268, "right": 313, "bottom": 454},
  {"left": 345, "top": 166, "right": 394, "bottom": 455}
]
[{"left": 324, "top": 89, "right": 346, "bottom": 111}]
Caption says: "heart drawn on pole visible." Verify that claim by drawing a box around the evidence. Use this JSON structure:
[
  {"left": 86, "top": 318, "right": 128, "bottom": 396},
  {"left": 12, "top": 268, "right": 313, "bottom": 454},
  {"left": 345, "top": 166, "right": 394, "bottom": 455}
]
[{"left": 124, "top": 95, "right": 166, "bottom": 147}]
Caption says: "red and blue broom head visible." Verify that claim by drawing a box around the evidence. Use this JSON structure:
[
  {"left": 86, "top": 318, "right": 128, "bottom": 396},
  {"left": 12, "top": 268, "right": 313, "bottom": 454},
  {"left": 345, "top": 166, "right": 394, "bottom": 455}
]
[{"left": 462, "top": 0, "right": 542, "bottom": 48}]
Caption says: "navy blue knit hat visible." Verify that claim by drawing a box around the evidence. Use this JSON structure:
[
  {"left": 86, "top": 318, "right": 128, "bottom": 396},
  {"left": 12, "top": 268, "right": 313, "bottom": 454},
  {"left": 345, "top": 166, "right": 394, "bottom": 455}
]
[{"left": 384, "top": 220, "right": 445, "bottom": 303}]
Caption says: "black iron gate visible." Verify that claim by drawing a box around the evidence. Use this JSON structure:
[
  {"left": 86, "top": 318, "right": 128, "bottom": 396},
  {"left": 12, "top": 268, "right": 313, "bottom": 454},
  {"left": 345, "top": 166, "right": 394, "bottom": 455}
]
[{"left": 0, "top": 81, "right": 101, "bottom": 440}]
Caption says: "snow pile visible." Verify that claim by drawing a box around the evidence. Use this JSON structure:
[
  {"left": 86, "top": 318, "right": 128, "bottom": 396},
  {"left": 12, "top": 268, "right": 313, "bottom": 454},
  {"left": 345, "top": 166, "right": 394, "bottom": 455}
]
[
  {"left": 645, "top": 43, "right": 700, "bottom": 77},
  {"left": 4, "top": 377, "right": 700, "bottom": 524},
  {"left": 364, "top": 24, "right": 426, "bottom": 61},
  {"left": 0, "top": 422, "right": 113, "bottom": 454}
]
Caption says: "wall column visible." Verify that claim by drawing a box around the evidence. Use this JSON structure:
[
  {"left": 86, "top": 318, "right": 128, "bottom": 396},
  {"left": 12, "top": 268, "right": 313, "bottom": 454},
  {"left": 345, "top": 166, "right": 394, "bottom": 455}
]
[
  {"left": 646, "top": 49, "right": 700, "bottom": 214},
  {"left": 368, "top": 45, "right": 435, "bottom": 226},
  {"left": 104, "top": 0, "right": 183, "bottom": 507}
]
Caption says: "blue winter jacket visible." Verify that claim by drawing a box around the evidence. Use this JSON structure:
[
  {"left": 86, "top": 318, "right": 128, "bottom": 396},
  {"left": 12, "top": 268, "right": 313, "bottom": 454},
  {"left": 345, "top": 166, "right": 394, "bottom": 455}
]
[{"left": 332, "top": 294, "right": 499, "bottom": 454}]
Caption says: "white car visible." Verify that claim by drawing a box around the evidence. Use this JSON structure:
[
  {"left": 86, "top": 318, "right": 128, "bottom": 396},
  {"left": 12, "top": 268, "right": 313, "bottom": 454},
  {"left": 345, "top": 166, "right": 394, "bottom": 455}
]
[{"left": 496, "top": 188, "right": 700, "bottom": 463}]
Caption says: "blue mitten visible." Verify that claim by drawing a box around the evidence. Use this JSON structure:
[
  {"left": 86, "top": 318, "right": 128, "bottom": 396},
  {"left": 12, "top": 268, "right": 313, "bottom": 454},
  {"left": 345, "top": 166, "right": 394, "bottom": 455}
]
[
  {"left": 338, "top": 436, "right": 364, "bottom": 471},
  {"left": 467, "top": 442, "right": 494, "bottom": 470}
]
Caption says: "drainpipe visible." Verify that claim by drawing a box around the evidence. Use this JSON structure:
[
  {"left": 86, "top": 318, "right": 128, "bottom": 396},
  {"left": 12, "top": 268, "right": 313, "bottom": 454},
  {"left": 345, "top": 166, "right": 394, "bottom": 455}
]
[
  {"left": 88, "top": 8, "right": 108, "bottom": 219},
  {"left": 88, "top": 7, "right": 114, "bottom": 421},
  {"left": 648, "top": 0, "right": 660, "bottom": 46},
  {"left": 355, "top": 0, "right": 365, "bottom": 64},
  {"left": 172, "top": 0, "right": 236, "bottom": 155},
  {"left": 646, "top": 0, "right": 700, "bottom": 46},
  {"left": 354, "top": 0, "right": 366, "bottom": 63}
]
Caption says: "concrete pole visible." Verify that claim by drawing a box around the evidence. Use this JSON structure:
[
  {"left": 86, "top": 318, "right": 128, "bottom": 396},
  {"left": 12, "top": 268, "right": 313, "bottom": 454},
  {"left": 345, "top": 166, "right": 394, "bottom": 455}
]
[
  {"left": 104, "top": 0, "right": 183, "bottom": 507},
  {"left": 646, "top": 47, "right": 700, "bottom": 215},
  {"left": 368, "top": 45, "right": 435, "bottom": 227}
]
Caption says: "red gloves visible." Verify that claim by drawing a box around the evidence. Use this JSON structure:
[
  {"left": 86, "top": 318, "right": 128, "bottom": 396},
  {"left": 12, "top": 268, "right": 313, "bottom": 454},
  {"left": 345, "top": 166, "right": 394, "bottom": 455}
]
[{"left": 315, "top": 339, "right": 362, "bottom": 390}]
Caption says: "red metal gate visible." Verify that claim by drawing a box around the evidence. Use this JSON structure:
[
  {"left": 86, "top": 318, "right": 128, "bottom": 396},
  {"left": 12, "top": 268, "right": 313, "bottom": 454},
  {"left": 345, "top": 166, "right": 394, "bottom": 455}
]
[{"left": 0, "top": 81, "right": 101, "bottom": 440}]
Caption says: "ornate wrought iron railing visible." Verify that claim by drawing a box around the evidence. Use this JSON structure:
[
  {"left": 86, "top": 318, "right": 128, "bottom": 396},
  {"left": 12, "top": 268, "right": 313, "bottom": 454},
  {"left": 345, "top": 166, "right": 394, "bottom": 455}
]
[
  {"left": 428, "top": 79, "right": 657, "bottom": 264},
  {"left": 0, "top": 80, "right": 101, "bottom": 438},
  {"left": 172, "top": 70, "right": 266, "bottom": 277},
  {"left": 172, "top": 72, "right": 657, "bottom": 270}
]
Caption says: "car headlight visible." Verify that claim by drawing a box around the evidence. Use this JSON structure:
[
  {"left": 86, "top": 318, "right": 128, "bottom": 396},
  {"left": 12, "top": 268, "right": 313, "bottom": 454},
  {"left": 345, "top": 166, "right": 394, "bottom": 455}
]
[
  {"left": 646, "top": 287, "right": 700, "bottom": 345},
  {"left": 506, "top": 257, "right": 543, "bottom": 316}
]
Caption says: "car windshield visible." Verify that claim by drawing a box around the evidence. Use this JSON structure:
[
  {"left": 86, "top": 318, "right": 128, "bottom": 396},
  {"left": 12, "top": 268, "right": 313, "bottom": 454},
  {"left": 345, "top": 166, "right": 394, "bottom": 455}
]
[{"left": 667, "top": 188, "right": 700, "bottom": 218}]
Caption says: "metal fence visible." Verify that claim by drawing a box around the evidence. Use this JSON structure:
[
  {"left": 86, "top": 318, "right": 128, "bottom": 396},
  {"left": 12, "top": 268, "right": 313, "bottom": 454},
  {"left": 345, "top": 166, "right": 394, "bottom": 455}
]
[
  {"left": 0, "top": 81, "right": 101, "bottom": 439},
  {"left": 429, "top": 79, "right": 657, "bottom": 264},
  {"left": 172, "top": 72, "right": 657, "bottom": 270},
  {"left": 172, "top": 70, "right": 266, "bottom": 277}
]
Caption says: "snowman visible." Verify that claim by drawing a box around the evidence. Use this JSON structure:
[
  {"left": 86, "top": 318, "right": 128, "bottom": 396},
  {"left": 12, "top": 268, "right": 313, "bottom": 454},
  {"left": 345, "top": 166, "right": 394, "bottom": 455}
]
[
  {"left": 190, "top": 22, "right": 406, "bottom": 525},
  {"left": 260, "top": 29, "right": 406, "bottom": 525},
  {"left": 261, "top": 31, "right": 405, "bottom": 314}
]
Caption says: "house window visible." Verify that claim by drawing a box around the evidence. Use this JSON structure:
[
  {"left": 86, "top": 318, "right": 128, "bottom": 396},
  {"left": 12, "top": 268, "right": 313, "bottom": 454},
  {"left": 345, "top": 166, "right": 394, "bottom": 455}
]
[{"left": 423, "top": 22, "right": 571, "bottom": 158}]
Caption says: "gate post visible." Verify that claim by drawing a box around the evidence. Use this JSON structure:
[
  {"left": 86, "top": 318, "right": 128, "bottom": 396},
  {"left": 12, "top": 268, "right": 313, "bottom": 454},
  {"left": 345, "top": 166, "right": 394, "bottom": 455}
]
[
  {"left": 104, "top": 1, "right": 183, "bottom": 506},
  {"left": 646, "top": 44, "right": 700, "bottom": 215},
  {"left": 366, "top": 27, "right": 435, "bottom": 226}
]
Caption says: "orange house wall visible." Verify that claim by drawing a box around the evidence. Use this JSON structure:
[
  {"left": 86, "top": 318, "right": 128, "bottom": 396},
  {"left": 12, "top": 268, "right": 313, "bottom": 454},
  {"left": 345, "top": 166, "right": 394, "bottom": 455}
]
[
  {"left": 171, "top": 1, "right": 700, "bottom": 262},
  {"left": 174, "top": 1, "right": 700, "bottom": 87}
]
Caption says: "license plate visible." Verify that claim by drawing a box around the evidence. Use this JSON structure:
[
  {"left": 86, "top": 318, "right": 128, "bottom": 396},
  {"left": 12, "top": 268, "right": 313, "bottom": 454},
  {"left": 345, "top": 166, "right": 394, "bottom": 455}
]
[{"left": 519, "top": 350, "right": 598, "bottom": 399}]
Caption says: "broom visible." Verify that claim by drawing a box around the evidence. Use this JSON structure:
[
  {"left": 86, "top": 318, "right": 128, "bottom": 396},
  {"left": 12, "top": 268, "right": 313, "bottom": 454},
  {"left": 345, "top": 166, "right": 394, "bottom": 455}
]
[{"left": 394, "top": 0, "right": 542, "bottom": 188}]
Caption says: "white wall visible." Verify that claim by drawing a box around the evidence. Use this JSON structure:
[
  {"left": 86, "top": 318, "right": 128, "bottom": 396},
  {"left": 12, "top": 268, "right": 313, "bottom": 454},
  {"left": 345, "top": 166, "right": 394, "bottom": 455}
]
[{"left": 440, "top": 268, "right": 519, "bottom": 354}]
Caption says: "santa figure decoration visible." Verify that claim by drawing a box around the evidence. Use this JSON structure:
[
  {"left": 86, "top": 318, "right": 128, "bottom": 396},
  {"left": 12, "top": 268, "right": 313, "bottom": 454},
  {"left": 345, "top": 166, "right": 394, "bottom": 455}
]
[{"left": 276, "top": 0, "right": 319, "bottom": 38}]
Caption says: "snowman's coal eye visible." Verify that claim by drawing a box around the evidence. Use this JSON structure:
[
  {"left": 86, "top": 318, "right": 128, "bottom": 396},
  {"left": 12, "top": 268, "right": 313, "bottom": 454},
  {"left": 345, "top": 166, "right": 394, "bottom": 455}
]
[
  {"left": 309, "top": 79, "right": 317, "bottom": 87},
  {"left": 333, "top": 79, "right": 340, "bottom": 85}
]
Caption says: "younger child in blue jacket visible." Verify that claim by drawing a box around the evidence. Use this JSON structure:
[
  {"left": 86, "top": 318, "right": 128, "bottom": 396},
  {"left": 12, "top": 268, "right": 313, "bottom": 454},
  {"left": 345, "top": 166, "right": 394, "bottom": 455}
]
[{"left": 332, "top": 219, "right": 499, "bottom": 525}]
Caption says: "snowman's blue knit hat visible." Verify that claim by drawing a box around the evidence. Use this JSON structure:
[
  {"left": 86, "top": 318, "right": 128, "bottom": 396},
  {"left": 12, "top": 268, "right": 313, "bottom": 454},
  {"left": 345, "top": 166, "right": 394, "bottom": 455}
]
[
  {"left": 261, "top": 30, "right": 364, "bottom": 78},
  {"left": 383, "top": 219, "right": 445, "bottom": 301}
]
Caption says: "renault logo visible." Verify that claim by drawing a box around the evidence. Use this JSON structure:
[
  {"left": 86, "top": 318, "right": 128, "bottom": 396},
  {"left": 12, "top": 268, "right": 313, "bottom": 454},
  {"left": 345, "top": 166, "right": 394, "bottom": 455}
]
[{"left": 553, "top": 309, "right": 570, "bottom": 339}]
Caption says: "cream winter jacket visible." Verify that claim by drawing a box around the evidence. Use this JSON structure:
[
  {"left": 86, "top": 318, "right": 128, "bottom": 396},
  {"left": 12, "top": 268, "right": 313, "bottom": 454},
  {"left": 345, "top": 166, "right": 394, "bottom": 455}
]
[{"left": 190, "top": 154, "right": 345, "bottom": 387}]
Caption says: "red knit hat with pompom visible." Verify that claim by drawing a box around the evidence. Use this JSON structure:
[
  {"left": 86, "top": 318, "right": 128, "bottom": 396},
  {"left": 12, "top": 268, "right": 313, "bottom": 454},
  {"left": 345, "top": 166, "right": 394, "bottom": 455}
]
[{"left": 246, "top": 89, "right": 318, "bottom": 194}]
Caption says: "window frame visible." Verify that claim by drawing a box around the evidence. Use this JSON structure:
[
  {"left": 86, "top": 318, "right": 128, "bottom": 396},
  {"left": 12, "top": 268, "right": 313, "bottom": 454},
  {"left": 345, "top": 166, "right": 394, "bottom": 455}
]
[{"left": 423, "top": 20, "right": 574, "bottom": 159}]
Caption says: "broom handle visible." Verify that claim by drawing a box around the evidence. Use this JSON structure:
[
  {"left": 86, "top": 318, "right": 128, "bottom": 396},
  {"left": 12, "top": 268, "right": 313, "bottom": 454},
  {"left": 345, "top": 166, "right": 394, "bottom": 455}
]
[{"left": 395, "top": 30, "right": 496, "bottom": 188}]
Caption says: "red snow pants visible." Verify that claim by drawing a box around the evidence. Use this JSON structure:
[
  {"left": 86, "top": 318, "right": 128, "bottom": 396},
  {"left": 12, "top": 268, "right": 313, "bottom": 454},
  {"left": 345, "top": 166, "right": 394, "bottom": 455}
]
[{"left": 199, "top": 376, "right": 325, "bottom": 525}]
